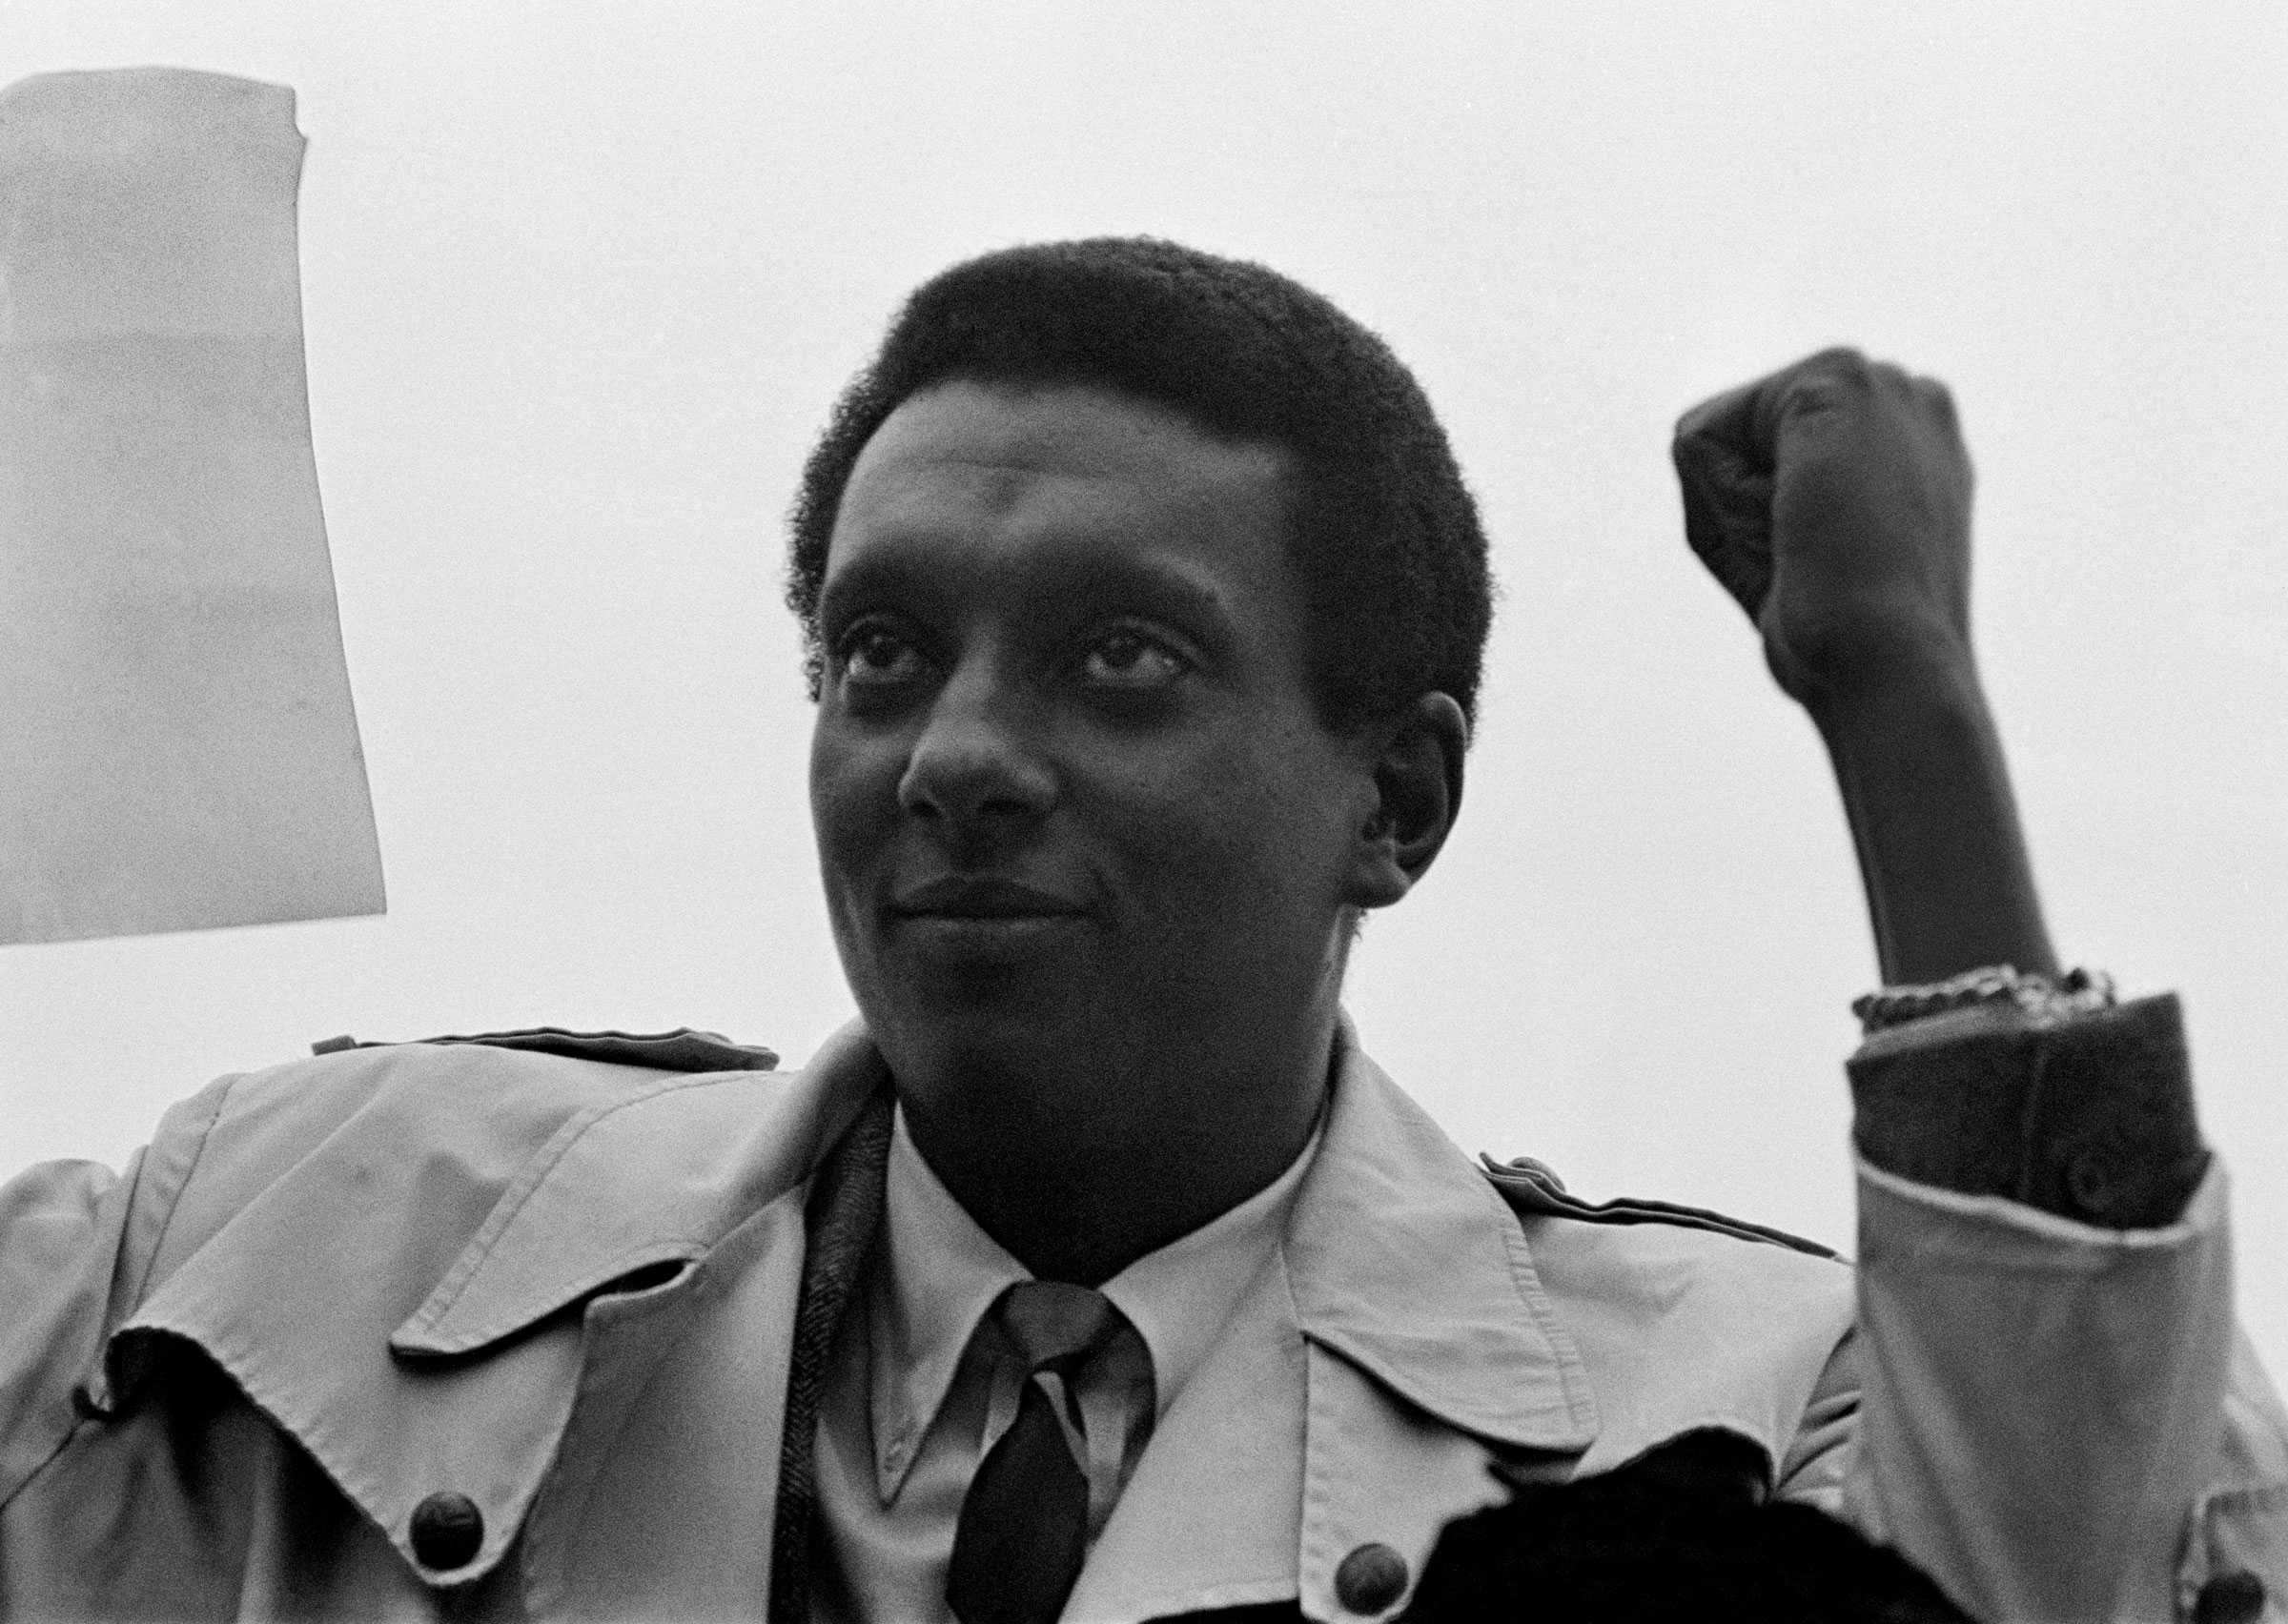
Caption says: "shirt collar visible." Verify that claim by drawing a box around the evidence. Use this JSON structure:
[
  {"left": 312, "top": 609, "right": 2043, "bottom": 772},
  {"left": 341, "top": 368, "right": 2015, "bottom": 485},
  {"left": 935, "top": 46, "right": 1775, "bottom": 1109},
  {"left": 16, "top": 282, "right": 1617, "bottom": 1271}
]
[
  {"left": 1102, "top": 1109, "right": 1319, "bottom": 1423},
  {"left": 868, "top": 1107, "right": 1029, "bottom": 1496},
  {"left": 868, "top": 1103, "right": 1321, "bottom": 1502}
]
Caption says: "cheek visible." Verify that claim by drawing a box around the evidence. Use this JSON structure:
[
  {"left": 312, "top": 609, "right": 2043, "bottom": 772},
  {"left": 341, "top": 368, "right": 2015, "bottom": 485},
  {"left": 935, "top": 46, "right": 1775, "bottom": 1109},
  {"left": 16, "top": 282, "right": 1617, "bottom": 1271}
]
[
  {"left": 808, "top": 722, "right": 898, "bottom": 887},
  {"left": 1107, "top": 735, "right": 1356, "bottom": 915}
]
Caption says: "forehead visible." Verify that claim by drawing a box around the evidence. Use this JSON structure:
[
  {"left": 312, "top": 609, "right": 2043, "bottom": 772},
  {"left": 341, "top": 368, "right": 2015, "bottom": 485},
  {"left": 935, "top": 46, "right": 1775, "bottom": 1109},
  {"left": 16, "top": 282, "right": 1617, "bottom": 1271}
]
[{"left": 825, "top": 381, "right": 1294, "bottom": 599}]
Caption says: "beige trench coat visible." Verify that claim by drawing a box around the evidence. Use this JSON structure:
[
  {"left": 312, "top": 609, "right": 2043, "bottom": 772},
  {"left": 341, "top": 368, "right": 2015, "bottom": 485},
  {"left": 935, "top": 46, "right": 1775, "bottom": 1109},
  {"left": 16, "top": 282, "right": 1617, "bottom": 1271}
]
[{"left": 2, "top": 1022, "right": 2283, "bottom": 1621}]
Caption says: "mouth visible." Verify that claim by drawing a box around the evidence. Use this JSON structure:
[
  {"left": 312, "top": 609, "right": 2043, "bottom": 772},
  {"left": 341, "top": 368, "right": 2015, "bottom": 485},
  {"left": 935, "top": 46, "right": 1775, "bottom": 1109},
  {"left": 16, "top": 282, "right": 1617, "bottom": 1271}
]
[{"left": 890, "top": 876, "right": 1085, "bottom": 922}]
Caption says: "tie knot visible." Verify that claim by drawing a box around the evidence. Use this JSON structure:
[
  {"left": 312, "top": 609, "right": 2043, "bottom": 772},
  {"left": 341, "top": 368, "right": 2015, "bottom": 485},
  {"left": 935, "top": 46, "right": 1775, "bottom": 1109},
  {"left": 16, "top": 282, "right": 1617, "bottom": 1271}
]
[{"left": 996, "top": 1280, "right": 1120, "bottom": 1373}]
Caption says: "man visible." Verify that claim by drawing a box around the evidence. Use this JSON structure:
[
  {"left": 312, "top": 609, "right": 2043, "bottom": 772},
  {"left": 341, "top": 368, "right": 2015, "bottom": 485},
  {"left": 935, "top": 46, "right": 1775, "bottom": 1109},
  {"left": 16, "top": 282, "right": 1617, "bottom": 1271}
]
[{"left": 2, "top": 237, "right": 2281, "bottom": 1622}]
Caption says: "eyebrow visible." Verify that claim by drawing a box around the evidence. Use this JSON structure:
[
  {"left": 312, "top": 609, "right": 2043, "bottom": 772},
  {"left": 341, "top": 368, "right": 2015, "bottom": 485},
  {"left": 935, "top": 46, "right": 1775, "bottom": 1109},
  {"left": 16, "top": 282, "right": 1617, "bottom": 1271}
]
[{"left": 816, "top": 534, "right": 1238, "bottom": 636}]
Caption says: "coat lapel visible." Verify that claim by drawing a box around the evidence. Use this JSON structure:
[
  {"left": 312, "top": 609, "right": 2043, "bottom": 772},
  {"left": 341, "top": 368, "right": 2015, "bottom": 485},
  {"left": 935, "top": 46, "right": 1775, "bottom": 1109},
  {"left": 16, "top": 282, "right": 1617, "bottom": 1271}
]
[
  {"left": 1284, "top": 1029, "right": 1599, "bottom": 1619},
  {"left": 109, "top": 1026, "right": 884, "bottom": 1594},
  {"left": 1072, "top": 1025, "right": 1603, "bottom": 1623},
  {"left": 1285, "top": 1033, "right": 1599, "bottom": 1448},
  {"left": 500, "top": 1025, "right": 892, "bottom": 1618},
  {"left": 769, "top": 1087, "right": 895, "bottom": 1624}
]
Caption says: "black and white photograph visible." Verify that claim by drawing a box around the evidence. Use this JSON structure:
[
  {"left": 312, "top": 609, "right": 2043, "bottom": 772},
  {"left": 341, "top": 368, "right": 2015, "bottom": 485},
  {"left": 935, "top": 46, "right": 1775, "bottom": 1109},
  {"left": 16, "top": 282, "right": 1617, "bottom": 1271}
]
[{"left": 3, "top": 6, "right": 2283, "bottom": 1619}]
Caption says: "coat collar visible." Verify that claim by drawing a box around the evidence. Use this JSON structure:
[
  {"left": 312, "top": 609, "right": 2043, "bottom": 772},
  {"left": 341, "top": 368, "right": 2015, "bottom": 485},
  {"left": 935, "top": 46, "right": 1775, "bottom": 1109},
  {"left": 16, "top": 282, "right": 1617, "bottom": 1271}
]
[
  {"left": 110, "top": 1025, "right": 889, "bottom": 1589},
  {"left": 111, "top": 1017, "right": 1597, "bottom": 1596},
  {"left": 1282, "top": 1021, "right": 1599, "bottom": 1452},
  {"left": 1064, "top": 1022, "right": 1604, "bottom": 1624},
  {"left": 376, "top": 1015, "right": 1594, "bottom": 1449},
  {"left": 365, "top": 1012, "right": 1602, "bottom": 1598},
  {"left": 387, "top": 1023, "right": 885, "bottom": 1358}
]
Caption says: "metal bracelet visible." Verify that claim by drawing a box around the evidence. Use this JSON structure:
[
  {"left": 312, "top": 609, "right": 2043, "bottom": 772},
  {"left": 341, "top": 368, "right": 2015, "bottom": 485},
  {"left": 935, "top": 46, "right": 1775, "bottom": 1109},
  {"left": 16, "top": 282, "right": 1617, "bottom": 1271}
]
[{"left": 1850, "top": 964, "right": 2116, "bottom": 1035}]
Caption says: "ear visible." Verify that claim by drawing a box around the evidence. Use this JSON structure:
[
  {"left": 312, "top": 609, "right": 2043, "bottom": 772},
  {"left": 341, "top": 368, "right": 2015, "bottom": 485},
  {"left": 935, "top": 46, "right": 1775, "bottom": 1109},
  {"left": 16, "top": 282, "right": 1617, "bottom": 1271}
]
[{"left": 1344, "top": 691, "right": 1468, "bottom": 911}]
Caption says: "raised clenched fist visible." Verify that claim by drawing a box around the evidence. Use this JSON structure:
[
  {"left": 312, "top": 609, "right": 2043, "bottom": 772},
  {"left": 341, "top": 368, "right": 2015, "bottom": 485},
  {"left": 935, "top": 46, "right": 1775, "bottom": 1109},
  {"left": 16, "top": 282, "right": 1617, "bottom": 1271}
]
[{"left": 1671, "top": 348, "right": 1977, "bottom": 711}]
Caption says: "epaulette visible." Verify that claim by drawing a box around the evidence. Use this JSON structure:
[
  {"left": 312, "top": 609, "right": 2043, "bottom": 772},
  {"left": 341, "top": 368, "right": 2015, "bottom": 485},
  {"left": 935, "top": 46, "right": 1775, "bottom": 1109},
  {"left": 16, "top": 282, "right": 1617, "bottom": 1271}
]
[
  {"left": 306, "top": 1025, "right": 778, "bottom": 1074},
  {"left": 1481, "top": 1153, "right": 1837, "bottom": 1260}
]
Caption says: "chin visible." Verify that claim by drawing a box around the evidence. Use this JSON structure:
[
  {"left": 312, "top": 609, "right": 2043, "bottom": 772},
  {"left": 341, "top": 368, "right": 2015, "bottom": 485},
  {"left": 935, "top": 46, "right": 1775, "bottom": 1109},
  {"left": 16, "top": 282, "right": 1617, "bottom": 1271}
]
[{"left": 852, "top": 960, "right": 1074, "bottom": 1074}]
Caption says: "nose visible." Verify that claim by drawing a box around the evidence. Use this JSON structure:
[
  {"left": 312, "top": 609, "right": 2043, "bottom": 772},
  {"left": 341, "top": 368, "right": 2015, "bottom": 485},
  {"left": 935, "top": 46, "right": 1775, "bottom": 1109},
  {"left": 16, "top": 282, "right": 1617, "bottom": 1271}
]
[{"left": 896, "top": 660, "right": 1056, "bottom": 836}]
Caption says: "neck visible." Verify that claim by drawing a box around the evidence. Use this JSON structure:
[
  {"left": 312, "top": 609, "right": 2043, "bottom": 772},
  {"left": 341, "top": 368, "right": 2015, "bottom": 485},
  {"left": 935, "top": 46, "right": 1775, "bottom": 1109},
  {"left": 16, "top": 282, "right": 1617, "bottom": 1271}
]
[{"left": 892, "top": 1010, "right": 1338, "bottom": 1287}]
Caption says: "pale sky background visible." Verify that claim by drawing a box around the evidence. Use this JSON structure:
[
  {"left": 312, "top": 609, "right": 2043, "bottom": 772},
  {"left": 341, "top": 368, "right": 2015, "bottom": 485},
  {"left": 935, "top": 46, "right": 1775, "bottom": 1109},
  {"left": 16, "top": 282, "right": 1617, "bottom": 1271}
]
[{"left": 4, "top": 4, "right": 2284, "bottom": 1376}]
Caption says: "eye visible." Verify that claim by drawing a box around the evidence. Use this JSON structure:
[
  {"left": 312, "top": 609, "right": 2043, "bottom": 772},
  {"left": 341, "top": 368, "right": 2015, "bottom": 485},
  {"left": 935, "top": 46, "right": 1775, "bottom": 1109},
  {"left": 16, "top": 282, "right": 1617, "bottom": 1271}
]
[
  {"left": 1079, "top": 627, "right": 1188, "bottom": 690},
  {"left": 835, "top": 621, "right": 930, "bottom": 689}
]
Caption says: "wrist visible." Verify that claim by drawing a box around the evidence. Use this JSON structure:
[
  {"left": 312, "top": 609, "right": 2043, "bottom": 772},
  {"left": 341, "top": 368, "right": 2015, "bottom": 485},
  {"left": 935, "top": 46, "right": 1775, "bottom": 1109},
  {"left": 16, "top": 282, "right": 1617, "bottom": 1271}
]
[
  {"left": 1804, "top": 632, "right": 2056, "bottom": 985},
  {"left": 1792, "top": 632, "right": 1988, "bottom": 741}
]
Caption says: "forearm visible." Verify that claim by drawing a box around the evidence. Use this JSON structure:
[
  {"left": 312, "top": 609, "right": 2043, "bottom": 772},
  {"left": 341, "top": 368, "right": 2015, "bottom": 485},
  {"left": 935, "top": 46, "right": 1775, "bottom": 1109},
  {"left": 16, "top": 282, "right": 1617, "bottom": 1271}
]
[
  {"left": 1810, "top": 648, "right": 2212, "bottom": 1227},
  {"left": 1807, "top": 648, "right": 2056, "bottom": 986}
]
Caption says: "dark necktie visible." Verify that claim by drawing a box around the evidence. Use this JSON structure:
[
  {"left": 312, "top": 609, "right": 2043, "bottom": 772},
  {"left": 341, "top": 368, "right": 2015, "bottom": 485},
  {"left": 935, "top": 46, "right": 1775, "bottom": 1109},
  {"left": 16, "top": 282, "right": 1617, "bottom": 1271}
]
[{"left": 945, "top": 1281, "right": 1125, "bottom": 1624}]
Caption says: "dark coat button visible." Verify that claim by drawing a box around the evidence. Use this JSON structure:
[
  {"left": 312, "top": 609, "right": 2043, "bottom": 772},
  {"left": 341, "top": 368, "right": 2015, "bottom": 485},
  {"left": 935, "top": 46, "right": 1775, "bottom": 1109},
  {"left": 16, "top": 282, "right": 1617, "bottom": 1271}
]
[
  {"left": 409, "top": 1491, "right": 484, "bottom": 1571},
  {"left": 1334, "top": 1542, "right": 1409, "bottom": 1614},
  {"left": 2195, "top": 1570, "right": 2266, "bottom": 1624}
]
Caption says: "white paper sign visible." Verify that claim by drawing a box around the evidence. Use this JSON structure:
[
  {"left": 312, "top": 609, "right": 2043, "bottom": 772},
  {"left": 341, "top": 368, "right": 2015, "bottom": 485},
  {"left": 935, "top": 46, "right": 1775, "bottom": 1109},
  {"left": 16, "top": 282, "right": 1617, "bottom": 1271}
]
[{"left": 0, "top": 69, "right": 384, "bottom": 944}]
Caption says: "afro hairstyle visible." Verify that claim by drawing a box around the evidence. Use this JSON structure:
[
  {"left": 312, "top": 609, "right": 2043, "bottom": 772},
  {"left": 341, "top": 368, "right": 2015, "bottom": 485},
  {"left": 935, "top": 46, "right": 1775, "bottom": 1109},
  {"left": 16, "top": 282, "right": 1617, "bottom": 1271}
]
[{"left": 785, "top": 236, "right": 1494, "bottom": 736}]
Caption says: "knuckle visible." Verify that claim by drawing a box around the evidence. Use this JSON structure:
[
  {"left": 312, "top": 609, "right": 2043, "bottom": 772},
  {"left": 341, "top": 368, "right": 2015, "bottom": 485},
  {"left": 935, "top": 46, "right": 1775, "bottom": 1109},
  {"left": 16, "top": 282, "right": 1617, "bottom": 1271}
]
[
  {"left": 1777, "top": 347, "right": 1880, "bottom": 417},
  {"left": 1914, "top": 375, "right": 1961, "bottom": 422},
  {"left": 1801, "top": 345, "right": 1874, "bottom": 384}
]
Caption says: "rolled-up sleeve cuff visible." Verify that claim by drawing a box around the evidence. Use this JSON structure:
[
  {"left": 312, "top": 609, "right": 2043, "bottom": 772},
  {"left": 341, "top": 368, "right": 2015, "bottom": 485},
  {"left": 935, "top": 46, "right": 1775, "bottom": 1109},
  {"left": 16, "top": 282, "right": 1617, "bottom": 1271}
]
[
  {"left": 1854, "top": 1143, "right": 2227, "bottom": 1253},
  {"left": 1849, "top": 1154, "right": 2237, "bottom": 1622},
  {"left": 1847, "top": 992, "right": 2209, "bottom": 1228}
]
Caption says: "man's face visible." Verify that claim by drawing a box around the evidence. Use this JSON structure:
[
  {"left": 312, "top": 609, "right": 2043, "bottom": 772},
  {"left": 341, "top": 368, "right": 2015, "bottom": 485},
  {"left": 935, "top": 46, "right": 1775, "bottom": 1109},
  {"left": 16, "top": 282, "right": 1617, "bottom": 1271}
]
[{"left": 808, "top": 380, "right": 1376, "bottom": 1146}]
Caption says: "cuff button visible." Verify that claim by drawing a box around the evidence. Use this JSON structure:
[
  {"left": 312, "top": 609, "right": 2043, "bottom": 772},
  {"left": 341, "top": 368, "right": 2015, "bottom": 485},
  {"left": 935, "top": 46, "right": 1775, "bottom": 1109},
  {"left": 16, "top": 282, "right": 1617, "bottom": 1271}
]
[
  {"left": 409, "top": 1491, "right": 484, "bottom": 1571},
  {"left": 2195, "top": 1570, "right": 2266, "bottom": 1624},
  {"left": 1334, "top": 1543, "right": 1409, "bottom": 1614},
  {"left": 2066, "top": 1148, "right": 2118, "bottom": 1219}
]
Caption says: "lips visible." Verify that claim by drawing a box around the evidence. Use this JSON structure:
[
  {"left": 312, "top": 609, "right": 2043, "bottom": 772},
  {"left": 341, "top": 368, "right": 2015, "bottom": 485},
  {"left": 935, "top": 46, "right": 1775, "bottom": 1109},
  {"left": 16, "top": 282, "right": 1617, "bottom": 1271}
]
[{"left": 891, "top": 876, "right": 1084, "bottom": 920}]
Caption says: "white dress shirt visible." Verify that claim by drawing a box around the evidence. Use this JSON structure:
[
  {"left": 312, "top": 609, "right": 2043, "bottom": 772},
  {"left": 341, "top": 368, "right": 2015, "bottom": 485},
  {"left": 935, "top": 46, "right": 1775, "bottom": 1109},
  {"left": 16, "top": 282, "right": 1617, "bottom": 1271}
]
[{"left": 809, "top": 1106, "right": 1320, "bottom": 1624}]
